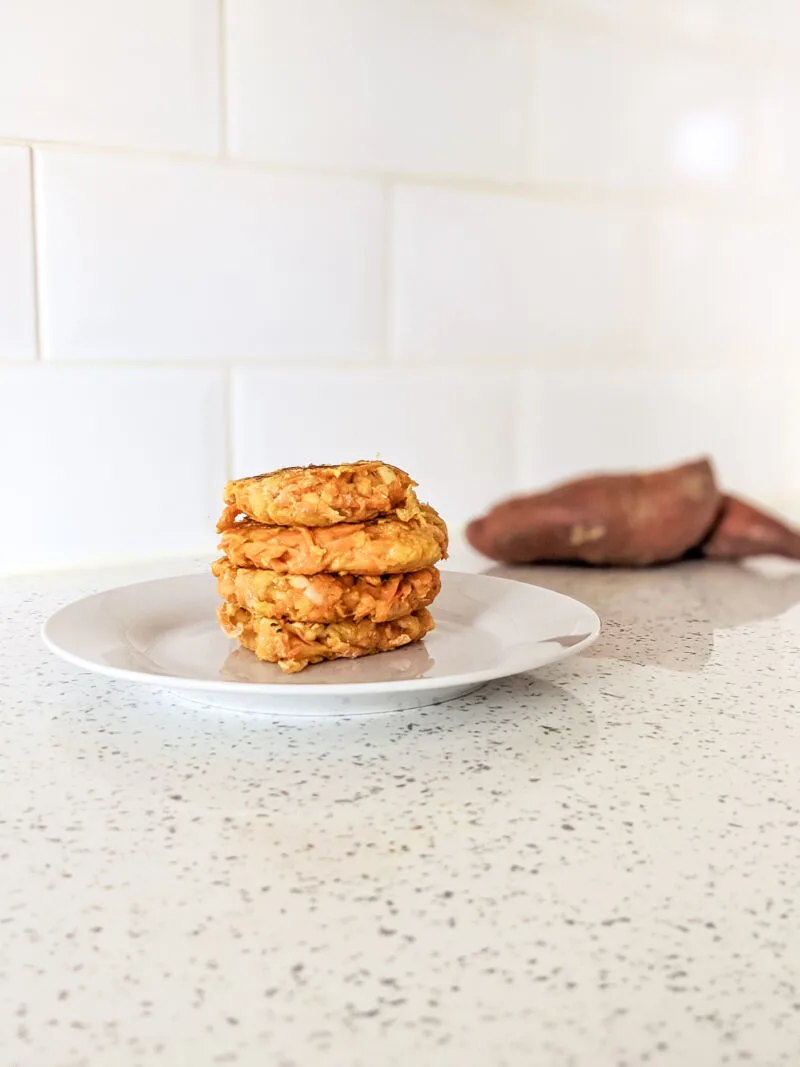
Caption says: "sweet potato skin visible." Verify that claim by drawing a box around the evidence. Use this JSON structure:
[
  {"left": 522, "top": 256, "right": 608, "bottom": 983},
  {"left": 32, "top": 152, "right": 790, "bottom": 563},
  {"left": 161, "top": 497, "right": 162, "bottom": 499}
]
[
  {"left": 703, "top": 495, "right": 800, "bottom": 561},
  {"left": 467, "top": 459, "right": 722, "bottom": 566}
]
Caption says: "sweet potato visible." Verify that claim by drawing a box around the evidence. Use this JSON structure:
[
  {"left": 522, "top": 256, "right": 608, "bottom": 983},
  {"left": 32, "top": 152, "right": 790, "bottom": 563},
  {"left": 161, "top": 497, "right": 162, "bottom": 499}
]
[
  {"left": 467, "top": 459, "right": 721, "bottom": 566},
  {"left": 703, "top": 495, "right": 800, "bottom": 561}
]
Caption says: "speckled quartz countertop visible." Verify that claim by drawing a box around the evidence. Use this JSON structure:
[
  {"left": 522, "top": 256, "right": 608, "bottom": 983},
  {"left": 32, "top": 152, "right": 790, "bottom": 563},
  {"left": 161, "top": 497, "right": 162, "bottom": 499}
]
[{"left": 3, "top": 553, "right": 800, "bottom": 1067}]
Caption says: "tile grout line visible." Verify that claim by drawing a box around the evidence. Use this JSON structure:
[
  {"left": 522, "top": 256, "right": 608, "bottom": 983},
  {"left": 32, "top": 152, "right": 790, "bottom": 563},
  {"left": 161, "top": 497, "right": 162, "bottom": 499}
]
[
  {"left": 380, "top": 179, "right": 394, "bottom": 363},
  {"left": 0, "top": 357, "right": 790, "bottom": 374},
  {"left": 511, "top": 367, "right": 528, "bottom": 495},
  {"left": 637, "top": 200, "right": 656, "bottom": 364},
  {"left": 27, "top": 147, "right": 43, "bottom": 360},
  {"left": 5, "top": 138, "right": 796, "bottom": 220},
  {"left": 224, "top": 368, "right": 235, "bottom": 480},
  {"left": 217, "top": 0, "right": 228, "bottom": 157},
  {"left": 523, "top": 11, "right": 538, "bottom": 195}
]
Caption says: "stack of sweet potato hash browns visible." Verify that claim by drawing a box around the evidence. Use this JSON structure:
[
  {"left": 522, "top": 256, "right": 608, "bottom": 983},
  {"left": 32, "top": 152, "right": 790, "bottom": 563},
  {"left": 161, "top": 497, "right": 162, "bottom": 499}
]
[{"left": 213, "top": 461, "right": 448, "bottom": 673}]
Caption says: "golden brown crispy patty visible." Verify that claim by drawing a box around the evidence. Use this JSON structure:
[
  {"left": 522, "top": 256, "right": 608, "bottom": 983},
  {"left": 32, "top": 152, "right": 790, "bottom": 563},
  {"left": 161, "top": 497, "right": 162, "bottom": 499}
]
[
  {"left": 213, "top": 557, "right": 441, "bottom": 624},
  {"left": 219, "top": 461, "right": 418, "bottom": 529},
  {"left": 218, "top": 602, "right": 435, "bottom": 673},
  {"left": 218, "top": 504, "right": 448, "bottom": 575}
]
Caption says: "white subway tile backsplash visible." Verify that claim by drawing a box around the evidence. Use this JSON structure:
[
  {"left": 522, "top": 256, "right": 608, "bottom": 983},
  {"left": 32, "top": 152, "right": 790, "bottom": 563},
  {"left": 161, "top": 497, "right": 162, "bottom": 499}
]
[
  {"left": 529, "top": 26, "right": 749, "bottom": 189},
  {"left": 654, "top": 1, "right": 727, "bottom": 41},
  {"left": 392, "top": 185, "right": 641, "bottom": 364},
  {"left": 36, "top": 151, "right": 383, "bottom": 362},
  {"left": 226, "top": 0, "right": 528, "bottom": 180},
  {"left": 754, "top": 72, "right": 800, "bottom": 195},
  {"left": 0, "top": 0, "right": 798, "bottom": 567},
  {"left": 654, "top": 0, "right": 800, "bottom": 48},
  {"left": 649, "top": 209, "right": 800, "bottom": 364},
  {"left": 556, "top": 0, "right": 644, "bottom": 22},
  {"left": 547, "top": 0, "right": 799, "bottom": 52},
  {"left": 0, "top": 367, "right": 226, "bottom": 571},
  {"left": 530, "top": 28, "right": 643, "bottom": 189},
  {"left": 730, "top": 0, "right": 800, "bottom": 52},
  {"left": 0, "top": 0, "right": 218, "bottom": 153},
  {"left": 0, "top": 147, "right": 36, "bottom": 361},
  {"left": 517, "top": 372, "right": 800, "bottom": 506},
  {"left": 232, "top": 369, "right": 516, "bottom": 527}
]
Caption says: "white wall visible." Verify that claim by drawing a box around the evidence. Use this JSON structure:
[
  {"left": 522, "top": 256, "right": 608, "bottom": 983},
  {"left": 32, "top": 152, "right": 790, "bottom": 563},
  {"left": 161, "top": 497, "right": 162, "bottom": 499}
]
[{"left": 1, "top": 0, "right": 800, "bottom": 571}]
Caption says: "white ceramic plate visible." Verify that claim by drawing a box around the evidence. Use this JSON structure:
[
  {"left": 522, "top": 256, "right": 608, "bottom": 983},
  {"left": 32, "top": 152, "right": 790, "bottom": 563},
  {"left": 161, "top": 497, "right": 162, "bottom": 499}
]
[{"left": 42, "top": 571, "right": 600, "bottom": 716}]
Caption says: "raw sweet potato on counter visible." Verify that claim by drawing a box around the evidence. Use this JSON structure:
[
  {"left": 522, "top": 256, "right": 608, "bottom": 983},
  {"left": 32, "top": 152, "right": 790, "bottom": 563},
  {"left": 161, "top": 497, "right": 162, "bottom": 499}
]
[
  {"left": 467, "top": 459, "right": 720, "bottom": 566},
  {"left": 467, "top": 458, "right": 800, "bottom": 567},
  {"left": 704, "top": 495, "right": 800, "bottom": 562}
]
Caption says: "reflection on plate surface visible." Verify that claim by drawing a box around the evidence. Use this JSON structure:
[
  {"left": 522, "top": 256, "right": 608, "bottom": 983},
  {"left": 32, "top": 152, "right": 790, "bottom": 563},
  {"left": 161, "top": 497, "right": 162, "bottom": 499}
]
[{"left": 221, "top": 641, "right": 435, "bottom": 685}]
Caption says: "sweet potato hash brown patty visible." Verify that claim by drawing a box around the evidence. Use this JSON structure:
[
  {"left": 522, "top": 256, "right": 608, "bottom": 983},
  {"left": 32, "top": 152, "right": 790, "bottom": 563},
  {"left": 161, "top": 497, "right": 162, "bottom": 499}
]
[
  {"left": 219, "top": 461, "right": 419, "bottom": 529},
  {"left": 218, "top": 602, "right": 435, "bottom": 673},
  {"left": 218, "top": 504, "right": 448, "bottom": 575},
  {"left": 213, "top": 557, "right": 441, "bottom": 624}
]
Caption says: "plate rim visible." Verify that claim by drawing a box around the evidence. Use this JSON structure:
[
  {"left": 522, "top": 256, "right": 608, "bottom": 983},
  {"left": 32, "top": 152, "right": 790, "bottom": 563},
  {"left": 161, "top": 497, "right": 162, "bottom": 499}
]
[{"left": 41, "top": 570, "right": 601, "bottom": 695}]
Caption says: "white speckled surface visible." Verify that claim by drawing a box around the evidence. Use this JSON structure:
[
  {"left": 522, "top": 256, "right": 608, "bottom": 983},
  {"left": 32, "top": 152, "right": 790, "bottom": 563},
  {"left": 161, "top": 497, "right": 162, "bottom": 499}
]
[{"left": 3, "top": 554, "right": 800, "bottom": 1067}]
